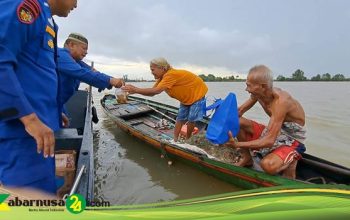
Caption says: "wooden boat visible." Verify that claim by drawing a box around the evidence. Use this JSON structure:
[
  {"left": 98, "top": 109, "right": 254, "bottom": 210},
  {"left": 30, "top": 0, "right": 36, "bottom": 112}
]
[
  {"left": 101, "top": 94, "right": 350, "bottom": 189},
  {"left": 54, "top": 88, "right": 95, "bottom": 200}
]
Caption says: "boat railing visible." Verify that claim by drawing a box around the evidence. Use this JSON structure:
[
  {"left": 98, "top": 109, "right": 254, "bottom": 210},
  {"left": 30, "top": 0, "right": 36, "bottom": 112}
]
[
  {"left": 74, "top": 85, "right": 94, "bottom": 201},
  {"left": 302, "top": 157, "right": 350, "bottom": 177}
]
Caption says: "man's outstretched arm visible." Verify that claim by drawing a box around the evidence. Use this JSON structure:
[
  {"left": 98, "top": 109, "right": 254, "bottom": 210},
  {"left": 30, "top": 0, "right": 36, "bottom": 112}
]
[
  {"left": 238, "top": 96, "right": 257, "bottom": 117},
  {"left": 229, "top": 99, "right": 288, "bottom": 149}
]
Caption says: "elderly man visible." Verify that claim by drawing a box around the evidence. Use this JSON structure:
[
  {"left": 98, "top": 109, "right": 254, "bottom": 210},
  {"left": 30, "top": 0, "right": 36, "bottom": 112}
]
[
  {"left": 227, "top": 65, "right": 306, "bottom": 179},
  {"left": 58, "top": 33, "right": 123, "bottom": 126},
  {"left": 0, "top": 0, "right": 77, "bottom": 193},
  {"left": 123, "top": 57, "right": 208, "bottom": 142}
]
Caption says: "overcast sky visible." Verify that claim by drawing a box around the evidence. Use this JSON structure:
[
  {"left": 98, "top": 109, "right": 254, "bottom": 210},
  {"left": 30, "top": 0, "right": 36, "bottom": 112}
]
[{"left": 55, "top": 0, "right": 350, "bottom": 80}]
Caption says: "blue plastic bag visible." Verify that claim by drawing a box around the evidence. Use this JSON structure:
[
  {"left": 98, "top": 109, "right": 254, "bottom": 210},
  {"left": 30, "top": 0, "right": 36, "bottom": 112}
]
[
  {"left": 204, "top": 98, "right": 223, "bottom": 117},
  {"left": 206, "top": 93, "right": 240, "bottom": 144}
]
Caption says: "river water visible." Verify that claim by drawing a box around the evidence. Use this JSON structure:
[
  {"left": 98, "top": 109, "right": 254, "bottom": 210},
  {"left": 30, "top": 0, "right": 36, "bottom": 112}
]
[{"left": 92, "top": 81, "right": 350, "bottom": 204}]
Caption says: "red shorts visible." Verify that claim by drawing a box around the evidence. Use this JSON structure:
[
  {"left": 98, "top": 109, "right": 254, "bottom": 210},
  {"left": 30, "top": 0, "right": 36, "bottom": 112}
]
[
  {"left": 247, "top": 120, "right": 302, "bottom": 165},
  {"left": 272, "top": 141, "right": 302, "bottom": 165},
  {"left": 246, "top": 120, "right": 266, "bottom": 142}
]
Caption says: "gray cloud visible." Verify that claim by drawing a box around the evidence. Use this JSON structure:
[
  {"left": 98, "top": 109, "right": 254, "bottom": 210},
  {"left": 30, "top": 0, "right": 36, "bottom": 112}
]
[{"left": 56, "top": 0, "right": 350, "bottom": 77}]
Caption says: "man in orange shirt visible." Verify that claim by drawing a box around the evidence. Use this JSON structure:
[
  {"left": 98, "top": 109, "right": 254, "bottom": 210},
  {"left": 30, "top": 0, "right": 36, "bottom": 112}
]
[{"left": 123, "top": 57, "right": 208, "bottom": 142}]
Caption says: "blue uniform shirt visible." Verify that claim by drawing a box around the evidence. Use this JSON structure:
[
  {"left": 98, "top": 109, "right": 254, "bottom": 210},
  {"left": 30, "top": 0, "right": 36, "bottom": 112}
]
[
  {"left": 58, "top": 48, "right": 111, "bottom": 106},
  {"left": 0, "top": 0, "right": 58, "bottom": 193},
  {"left": 0, "top": 0, "right": 60, "bottom": 138}
]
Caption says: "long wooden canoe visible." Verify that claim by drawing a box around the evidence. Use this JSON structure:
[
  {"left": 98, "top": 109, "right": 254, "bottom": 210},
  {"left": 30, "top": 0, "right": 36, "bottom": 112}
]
[{"left": 101, "top": 94, "right": 350, "bottom": 189}]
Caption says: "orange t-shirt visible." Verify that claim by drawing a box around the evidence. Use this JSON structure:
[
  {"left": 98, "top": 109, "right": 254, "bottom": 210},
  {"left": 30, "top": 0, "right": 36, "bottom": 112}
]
[{"left": 154, "top": 68, "right": 208, "bottom": 105}]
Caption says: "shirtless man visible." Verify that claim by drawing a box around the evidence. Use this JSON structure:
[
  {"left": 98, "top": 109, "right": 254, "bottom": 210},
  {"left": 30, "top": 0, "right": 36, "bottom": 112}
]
[{"left": 227, "top": 65, "right": 306, "bottom": 179}]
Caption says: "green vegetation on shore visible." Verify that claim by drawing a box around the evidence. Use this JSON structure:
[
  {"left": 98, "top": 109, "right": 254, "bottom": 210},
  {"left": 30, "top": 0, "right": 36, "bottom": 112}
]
[
  {"left": 198, "top": 70, "right": 350, "bottom": 82},
  {"left": 123, "top": 70, "right": 349, "bottom": 82},
  {"left": 198, "top": 74, "right": 245, "bottom": 82},
  {"left": 275, "top": 69, "right": 350, "bottom": 81}
]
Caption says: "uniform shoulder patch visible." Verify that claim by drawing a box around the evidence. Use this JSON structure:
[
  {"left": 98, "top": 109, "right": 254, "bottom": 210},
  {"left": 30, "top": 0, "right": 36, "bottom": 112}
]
[{"left": 17, "top": 0, "right": 41, "bottom": 24}]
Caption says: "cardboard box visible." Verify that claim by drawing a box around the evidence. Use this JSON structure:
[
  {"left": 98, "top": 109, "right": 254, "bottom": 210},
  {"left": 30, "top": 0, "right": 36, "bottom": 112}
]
[{"left": 55, "top": 150, "right": 76, "bottom": 198}]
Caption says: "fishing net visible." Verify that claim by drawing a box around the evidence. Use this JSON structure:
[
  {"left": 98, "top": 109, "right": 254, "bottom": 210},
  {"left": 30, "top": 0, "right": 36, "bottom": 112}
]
[{"left": 186, "top": 131, "right": 242, "bottom": 165}]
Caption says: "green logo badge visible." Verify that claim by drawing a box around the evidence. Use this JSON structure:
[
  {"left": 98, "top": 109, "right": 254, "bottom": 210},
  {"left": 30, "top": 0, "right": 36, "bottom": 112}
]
[
  {"left": 66, "top": 194, "right": 86, "bottom": 214},
  {"left": 0, "top": 194, "right": 10, "bottom": 211}
]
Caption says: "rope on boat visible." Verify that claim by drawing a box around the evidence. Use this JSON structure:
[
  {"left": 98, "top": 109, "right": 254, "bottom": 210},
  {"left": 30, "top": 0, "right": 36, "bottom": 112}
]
[{"left": 305, "top": 176, "right": 326, "bottom": 184}]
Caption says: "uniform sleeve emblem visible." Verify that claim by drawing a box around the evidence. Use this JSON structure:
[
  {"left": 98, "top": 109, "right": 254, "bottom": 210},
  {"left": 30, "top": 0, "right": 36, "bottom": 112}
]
[
  {"left": 48, "top": 39, "right": 54, "bottom": 49},
  {"left": 17, "top": 0, "right": 41, "bottom": 24}
]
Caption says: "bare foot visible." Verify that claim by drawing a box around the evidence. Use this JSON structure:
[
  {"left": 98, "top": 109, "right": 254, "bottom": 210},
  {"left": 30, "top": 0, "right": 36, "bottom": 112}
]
[
  {"left": 233, "top": 154, "right": 253, "bottom": 167},
  {"left": 233, "top": 149, "right": 252, "bottom": 167},
  {"left": 282, "top": 160, "right": 297, "bottom": 179},
  {"left": 234, "top": 159, "right": 253, "bottom": 167}
]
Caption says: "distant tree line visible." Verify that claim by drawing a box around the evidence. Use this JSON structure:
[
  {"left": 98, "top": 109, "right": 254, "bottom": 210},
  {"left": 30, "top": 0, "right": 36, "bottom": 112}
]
[
  {"left": 125, "top": 70, "right": 349, "bottom": 82},
  {"left": 276, "top": 69, "right": 350, "bottom": 81},
  {"left": 198, "top": 74, "right": 245, "bottom": 82},
  {"left": 199, "top": 70, "right": 349, "bottom": 82}
]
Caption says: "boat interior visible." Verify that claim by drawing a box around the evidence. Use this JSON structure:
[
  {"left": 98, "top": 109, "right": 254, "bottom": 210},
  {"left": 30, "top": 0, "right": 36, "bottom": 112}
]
[{"left": 54, "top": 89, "right": 94, "bottom": 200}]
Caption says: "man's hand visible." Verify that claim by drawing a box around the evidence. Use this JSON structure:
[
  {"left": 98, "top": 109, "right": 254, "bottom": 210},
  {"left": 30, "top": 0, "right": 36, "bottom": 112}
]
[
  {"left": 62, "top": 113, "right": 70, "bottom": 128},
  {"left": 20, "top": 113, "right": 55, "bottom": 158},
  {"left": 110, "top": 78, "right": 124, "bottom": 88},
  {"left": 238, "top": 106, "right": 244, "bottom": 117},
  {"left": 226, "top": 131, "right": 238, "bottom": 148},
  {"left": 122, "top": 84, "right": 138, "bottom": 94}
]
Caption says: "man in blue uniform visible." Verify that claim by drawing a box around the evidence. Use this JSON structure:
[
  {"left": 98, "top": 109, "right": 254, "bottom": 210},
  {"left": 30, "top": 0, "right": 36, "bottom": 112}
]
[
  {"left": 0, "top": 0, "right": 78, "bottom": 194},
  {"left": 58, "top": 33, "right": 123, "bottom": 125}
]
